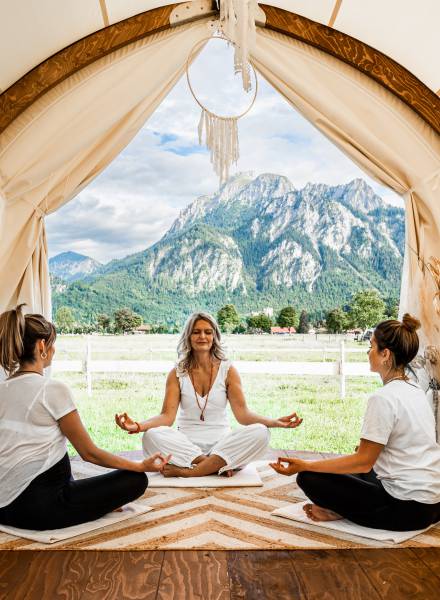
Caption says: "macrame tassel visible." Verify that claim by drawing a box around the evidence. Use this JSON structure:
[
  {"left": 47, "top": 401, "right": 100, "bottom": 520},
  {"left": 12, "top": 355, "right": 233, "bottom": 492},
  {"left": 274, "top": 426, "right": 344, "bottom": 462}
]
[
  {"left": 220, "top": 0, "right": 257, "bottom": 92},
  {"left": 198, "top": 108, "right": 239, "bottom": 183}
]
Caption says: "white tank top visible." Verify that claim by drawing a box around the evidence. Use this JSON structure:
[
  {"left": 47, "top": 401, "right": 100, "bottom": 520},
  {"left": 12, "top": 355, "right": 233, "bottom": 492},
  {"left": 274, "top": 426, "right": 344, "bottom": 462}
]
[{"left": 176, "top": 360, "right": 232, "bottom": 447}]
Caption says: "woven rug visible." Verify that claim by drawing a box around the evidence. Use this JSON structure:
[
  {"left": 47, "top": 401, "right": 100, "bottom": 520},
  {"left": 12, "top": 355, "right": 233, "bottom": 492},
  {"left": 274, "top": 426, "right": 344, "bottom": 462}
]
[{"left": 1, "top": 461, "right": 439, "bottom": 550}]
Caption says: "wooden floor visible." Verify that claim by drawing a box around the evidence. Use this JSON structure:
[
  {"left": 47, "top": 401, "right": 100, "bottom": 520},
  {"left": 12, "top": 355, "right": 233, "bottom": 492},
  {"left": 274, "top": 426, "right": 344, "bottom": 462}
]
[
  {"left": 1, "top": 548, "right": 439, "bottom": 599},
  {"left": 2, "top": 450, "right": 440, "bottom": 597}
]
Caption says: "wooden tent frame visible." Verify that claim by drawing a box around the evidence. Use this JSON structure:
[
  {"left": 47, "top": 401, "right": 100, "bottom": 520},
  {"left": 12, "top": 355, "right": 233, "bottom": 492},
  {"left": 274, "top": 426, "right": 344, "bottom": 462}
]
[{"left": 0, "top": 2, "right": 439, "bottom": 136}]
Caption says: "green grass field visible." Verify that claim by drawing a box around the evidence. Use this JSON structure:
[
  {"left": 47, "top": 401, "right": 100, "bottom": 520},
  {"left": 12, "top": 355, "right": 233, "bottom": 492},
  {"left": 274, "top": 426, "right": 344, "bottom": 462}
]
[
  {"left": 52, "top": 333, "right": 376, "bottom": 457},
  {"left": 54, "top": 370, "right": 381, "bottom": 457}
]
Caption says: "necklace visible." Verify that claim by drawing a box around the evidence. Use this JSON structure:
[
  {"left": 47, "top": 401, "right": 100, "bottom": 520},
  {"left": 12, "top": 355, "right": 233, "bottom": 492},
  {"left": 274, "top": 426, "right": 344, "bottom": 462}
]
[
  {"left": 189, "top": 362, "right": 213, "bottom": 421},
  {"left": 383, "top": 375, "right": 406, "bottom": 386},
  {"left": 10, "top": 369, "right": 43, "bottom": 379}
]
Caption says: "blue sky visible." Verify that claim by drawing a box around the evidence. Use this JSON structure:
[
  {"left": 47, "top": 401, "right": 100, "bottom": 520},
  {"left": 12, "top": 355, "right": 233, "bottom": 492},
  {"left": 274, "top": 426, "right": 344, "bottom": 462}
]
[{"left": 46, "top": 40, "right": 402, "bottom": 264}]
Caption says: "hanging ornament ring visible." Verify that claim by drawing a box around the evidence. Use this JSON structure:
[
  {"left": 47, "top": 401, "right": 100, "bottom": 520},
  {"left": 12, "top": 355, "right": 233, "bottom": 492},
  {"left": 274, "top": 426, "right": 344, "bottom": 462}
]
[{"left": 185, "top": 35, "right": 258, "bottom": 183}]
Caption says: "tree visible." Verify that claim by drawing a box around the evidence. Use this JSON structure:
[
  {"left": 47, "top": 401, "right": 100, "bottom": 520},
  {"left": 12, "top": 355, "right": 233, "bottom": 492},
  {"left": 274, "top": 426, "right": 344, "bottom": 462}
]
[
  {"left": 297, "top": 310, "right": 309, "bottom": 334},
  {"left": 55, "top": 306, "right": 75, "bottom": 333},
  {"left": 384, "top": 296, "right": 399, "bottom": 319},
  {"left": 114, "top": 308, "right": 143, "bottom": 333},
  {"left": 348, "top": 289, "right": 385, "bottom": 329},
  {"left": 326, "top": 308, "right": 348, "bottom": 333},
  {"left": 246, "top": 314, "right": 273, "bottom": 333},
  {"left": 277, "top": 306, "right": 298, "bottom": 329},
  {"left": 96, "top": 313, "right": 111, "bottom": 332},
  {"left": 217, "top": 304, "right": 240, "bottom": 333}
]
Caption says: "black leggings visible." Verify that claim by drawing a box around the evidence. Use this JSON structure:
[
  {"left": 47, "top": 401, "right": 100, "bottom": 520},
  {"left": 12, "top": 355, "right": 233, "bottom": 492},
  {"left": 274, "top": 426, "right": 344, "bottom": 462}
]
[
  {"left": 0, "top": 454, "right": 148, "bottom": 530},
  {"left": 296, "top": 470, "right": 440, "bottom": 531}
]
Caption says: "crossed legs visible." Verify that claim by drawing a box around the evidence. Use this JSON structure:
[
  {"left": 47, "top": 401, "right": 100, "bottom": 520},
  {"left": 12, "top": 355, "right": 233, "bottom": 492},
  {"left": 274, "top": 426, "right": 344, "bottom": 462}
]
[{"left": 142, "top": 424, "right": 270, "bottom": 477}]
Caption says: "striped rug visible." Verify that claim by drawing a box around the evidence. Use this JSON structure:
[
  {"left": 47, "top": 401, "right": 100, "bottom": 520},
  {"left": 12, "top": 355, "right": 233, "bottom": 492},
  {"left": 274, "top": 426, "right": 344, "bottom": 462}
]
[{"left": 0, "top": 461, "right": 439, "bottom": 551}]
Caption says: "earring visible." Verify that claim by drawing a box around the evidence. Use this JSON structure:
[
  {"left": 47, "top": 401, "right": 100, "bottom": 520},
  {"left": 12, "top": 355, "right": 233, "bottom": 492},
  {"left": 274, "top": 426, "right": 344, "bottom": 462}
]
[{"left": 41, "top": 351, "right": 48, "bottom": 359}]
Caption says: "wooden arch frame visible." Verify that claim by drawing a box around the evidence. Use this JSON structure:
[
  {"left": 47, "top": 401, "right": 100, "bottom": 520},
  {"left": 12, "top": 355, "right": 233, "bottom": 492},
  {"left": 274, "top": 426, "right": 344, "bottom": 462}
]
[{"left": 0, "top": 2, "right": 439, "bottom": 136}]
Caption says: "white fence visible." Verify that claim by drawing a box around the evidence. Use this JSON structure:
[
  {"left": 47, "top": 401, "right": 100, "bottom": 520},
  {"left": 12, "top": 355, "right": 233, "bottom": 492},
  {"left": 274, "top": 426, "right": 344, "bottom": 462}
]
[{"left": 52, "top": 339, "right": 373, "bottom": 398}]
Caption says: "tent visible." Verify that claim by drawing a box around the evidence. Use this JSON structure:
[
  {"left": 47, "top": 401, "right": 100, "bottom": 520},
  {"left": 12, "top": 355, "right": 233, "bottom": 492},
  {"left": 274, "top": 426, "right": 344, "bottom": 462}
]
[{"left": 0, "top": 0, "right": 439, "bottom": 349}]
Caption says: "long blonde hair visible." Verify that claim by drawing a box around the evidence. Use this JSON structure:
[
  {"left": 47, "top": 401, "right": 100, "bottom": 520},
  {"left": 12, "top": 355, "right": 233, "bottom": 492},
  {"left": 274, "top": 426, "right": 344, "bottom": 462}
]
[
  {"left": 176, "top": 312, "right": 226, "bottom": 374},
  {"left": 0, "top": 304, "right": 56, "bottom": 375}
]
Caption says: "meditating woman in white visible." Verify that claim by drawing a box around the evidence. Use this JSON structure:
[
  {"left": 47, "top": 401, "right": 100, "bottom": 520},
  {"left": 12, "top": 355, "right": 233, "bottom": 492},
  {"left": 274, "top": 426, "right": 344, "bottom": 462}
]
[{"left": 116, "top": 312, "right": 302, "bottom": 477}]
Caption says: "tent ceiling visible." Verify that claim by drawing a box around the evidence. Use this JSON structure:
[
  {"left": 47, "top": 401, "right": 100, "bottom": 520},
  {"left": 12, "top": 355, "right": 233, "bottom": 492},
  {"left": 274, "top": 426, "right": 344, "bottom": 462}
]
[{"left": 1, "top": 0, "right": 439, "bottom": 94}]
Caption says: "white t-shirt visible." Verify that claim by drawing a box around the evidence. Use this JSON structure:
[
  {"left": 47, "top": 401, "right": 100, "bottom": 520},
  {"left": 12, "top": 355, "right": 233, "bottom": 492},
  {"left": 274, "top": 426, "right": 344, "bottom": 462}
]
[
  {"left": 361, "top": 380, "right": 440, "bottom": 503},
  {"left": 0, "top": 374, "right": 76, "bottom": 508}
]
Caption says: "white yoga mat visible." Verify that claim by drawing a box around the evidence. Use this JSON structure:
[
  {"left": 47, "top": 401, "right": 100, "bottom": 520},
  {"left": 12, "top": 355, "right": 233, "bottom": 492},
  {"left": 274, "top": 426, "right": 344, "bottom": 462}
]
[
  {"left": 272, "top": 501, "right": 437, "bottom": 544},
  {"left": 148, "top": 463, "right": 263, "bottom": 488},
  {"left": 0, "top": 502, "right": 153, "bottom": 544}
]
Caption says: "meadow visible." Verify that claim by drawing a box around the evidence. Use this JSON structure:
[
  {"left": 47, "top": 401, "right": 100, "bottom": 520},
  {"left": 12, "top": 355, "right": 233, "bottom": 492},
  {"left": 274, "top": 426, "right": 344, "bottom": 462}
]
[{"left": 52, "top": 333, "right": 380, "bottom": 456}]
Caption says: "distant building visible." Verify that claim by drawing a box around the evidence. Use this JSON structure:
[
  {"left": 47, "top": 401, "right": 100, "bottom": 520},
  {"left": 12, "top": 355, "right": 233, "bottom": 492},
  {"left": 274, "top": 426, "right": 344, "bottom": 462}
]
[
  {"left": 250, "top": 307, "right": 274, "bottom": 317},
  {"left": 271, "top": 326, "right": 296, "bottom": 335},
  {"left": 134, "top": 324, "right": 152, "bottom": 334}
]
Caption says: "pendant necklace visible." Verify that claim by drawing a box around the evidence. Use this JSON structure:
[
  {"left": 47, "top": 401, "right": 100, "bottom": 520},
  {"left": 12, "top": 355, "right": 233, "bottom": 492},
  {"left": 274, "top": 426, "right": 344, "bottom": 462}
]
[{"left": 189, "top": 362, "right": 213, "bottom": 421}]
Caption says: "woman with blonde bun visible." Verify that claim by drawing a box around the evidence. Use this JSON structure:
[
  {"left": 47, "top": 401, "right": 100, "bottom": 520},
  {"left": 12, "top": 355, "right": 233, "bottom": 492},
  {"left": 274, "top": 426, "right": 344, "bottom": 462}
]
[
  {"left": 271, "top": 314, "right": 440, "bottom": 531},
  {"left": 0, "top": 305, "right": 169, "bottom": 530}
]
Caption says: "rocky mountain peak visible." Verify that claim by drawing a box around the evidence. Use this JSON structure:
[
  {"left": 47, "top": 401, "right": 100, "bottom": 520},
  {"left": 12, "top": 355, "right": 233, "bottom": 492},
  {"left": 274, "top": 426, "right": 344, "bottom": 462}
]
[
  {"left": 51, "top": 172, "right": 405, "bottom": 324},
  {"left": 49, "top": 251, "right": 101, "bottom": 282}
]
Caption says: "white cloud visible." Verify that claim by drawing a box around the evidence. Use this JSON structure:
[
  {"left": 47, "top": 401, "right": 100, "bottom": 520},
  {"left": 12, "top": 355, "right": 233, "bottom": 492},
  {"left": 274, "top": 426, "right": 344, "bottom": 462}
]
[{"left": 46, "top": 41, "right": 403, "bottom": 263}]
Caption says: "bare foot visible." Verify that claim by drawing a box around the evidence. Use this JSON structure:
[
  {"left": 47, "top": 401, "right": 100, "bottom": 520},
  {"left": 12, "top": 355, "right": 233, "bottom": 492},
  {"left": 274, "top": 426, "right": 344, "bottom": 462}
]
[
  {"left": 303, "top": 503, "right": 343, "bottom": 522},
  {"left": 162, "top": 464, "right": 193, "bottom": 478},
  {"left": 220, "top": 469, "right": 234, "bottom": 478}
]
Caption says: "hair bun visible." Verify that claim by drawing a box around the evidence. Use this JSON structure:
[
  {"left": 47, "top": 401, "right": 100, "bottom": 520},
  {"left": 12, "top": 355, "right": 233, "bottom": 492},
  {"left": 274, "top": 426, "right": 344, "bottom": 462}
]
[{"left": 402, "top": 313, "right": 421, "bottom": 333}]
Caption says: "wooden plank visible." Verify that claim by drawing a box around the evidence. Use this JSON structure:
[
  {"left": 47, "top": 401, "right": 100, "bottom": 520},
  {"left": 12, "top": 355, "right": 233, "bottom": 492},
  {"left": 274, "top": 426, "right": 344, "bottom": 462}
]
[
  {"left": 0, "top": 551, "right": 90, "bottom": 600},
  {"left": 0, "top": 5, "right": 180, "bottom": 134},
  {"left": 157, "top": 550, "right": 230, "bottom": 600},
  {"left": 289, "top": 549, "right": 382, "bottom": 600},
  {"left": 260, "top": 4, "right": 440, "bottom": 136},
  {"left": 410, "top": 547, "right": 440, "bottom": 577},
  {"left": 81, "top": 551, "right": 163, "bottom": 599},
  {"left": 352, "top": 548, "right": 440, "bottom": 599},
  {"left": 0, "top": 551, "right": 37, "bottom": 599},
  {"left": 228, "top": 550, "right": 305, "bottom": 600}
]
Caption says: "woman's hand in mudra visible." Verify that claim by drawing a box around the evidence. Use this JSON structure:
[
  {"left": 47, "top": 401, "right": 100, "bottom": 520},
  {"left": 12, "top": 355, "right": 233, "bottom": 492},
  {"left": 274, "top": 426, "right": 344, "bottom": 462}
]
[
  {"left": 271, "top": 412, "right": 303, "bottom": 429},
  {"left": 141, "top": 452, "right": 172, "bottom": 473},
  {"left": 115, "top": 412, "right": 140, "bottom": 434},
  {"left": 269, "top": 456, "right": 305, "bottom": 476}
]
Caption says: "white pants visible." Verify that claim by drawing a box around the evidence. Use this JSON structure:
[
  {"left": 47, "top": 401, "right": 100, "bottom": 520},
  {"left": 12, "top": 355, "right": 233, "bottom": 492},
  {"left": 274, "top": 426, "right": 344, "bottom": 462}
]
[{"left": 142, "top": 424, "right": 270, "bottom": 474}]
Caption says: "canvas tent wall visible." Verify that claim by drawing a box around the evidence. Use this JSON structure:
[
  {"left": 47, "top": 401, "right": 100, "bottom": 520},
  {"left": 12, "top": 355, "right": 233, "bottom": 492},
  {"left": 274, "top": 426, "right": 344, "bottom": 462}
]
[{"left": 0, "top": 0, "right": 439, "bottom": 349}]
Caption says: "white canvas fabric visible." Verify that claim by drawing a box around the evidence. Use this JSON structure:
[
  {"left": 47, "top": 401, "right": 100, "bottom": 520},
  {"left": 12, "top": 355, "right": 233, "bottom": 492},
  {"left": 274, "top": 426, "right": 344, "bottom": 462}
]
[
  {"left": 0, "top": 19, "right": 209, "bottom": 317},
  {"left": 251, "top": 28, "right": 440, "bottom": 349},
  {"left": 1, "top": 2, "right": 439, "bottom": 93}
]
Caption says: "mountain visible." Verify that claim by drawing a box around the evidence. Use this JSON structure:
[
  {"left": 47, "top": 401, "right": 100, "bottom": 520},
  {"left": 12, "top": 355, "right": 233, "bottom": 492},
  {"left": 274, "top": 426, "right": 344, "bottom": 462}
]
[
  {"left": 49, "top": 251, "right": 102, "bottom": 282},
  {"left": 51, "top": 174, "right": 404, "bottom": 325}
]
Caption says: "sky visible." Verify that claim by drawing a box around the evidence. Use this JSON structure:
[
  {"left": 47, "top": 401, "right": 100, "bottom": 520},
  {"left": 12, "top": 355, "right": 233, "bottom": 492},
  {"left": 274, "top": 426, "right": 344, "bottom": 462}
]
[{"left": 46, "top": 39, "right": 402, "bottom": 264}]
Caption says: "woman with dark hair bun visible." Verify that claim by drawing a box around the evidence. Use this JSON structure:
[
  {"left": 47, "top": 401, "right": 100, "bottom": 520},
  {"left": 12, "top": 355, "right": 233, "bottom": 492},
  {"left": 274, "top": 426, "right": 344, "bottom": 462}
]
[
  {"left": 271, "top": 313, "right": 440, "bottom": 532},
  {"left": 0, "top": 305, "right": 169, "bottom": 531}
]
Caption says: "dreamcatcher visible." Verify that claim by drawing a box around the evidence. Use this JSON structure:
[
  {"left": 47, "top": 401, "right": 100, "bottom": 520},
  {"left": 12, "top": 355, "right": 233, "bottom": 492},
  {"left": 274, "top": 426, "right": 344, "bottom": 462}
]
[{"left": 185, "top": 0, "right": 259, "bottom": 183}]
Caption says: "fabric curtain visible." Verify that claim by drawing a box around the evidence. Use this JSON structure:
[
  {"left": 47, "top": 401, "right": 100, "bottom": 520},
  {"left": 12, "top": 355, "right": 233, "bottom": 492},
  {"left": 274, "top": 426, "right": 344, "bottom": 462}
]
[
  {"left": 0, "top": 19, "right": 209, "bottom": 318},
  {"left": 252, "top": 28, "right": 440, "bottom": 348}
]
